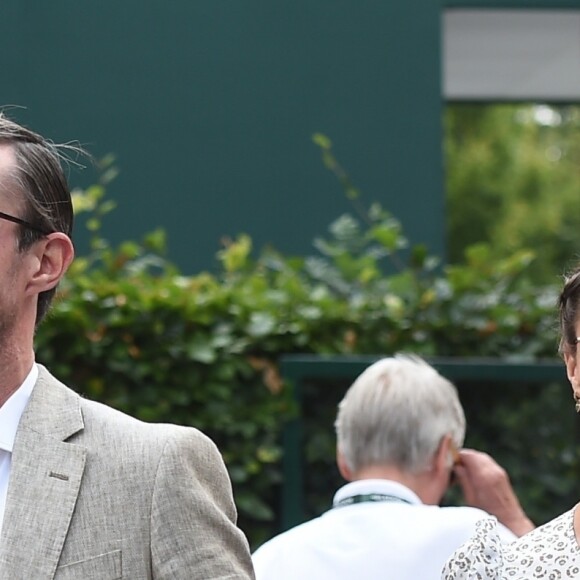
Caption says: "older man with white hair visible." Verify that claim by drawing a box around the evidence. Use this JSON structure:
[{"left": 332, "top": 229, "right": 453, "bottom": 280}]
[{"left": 252, "top": 355, "right": 534, "bottom": 580}]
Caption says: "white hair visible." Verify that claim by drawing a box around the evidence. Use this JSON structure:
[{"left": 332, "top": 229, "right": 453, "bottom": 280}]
[{"left": 335, "top": 354, "right": 466, "bottom": 474}]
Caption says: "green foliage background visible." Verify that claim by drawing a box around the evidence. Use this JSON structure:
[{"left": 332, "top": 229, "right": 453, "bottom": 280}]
[
  {"left": 33, "top": 135, "right": 580, "bottom": 550},
  {"left": 446, "top": 103, "right": 580, "bottom": 284}
]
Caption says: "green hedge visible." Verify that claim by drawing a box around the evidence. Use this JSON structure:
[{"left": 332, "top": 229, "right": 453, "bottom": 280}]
[{"left": 34, "top": 153, "right": 575, "bottom": 549}]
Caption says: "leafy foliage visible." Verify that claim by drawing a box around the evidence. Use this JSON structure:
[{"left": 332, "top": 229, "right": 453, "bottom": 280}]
[
  {"left": 34, "top": 143, "right": 576, "bottom": 548},
  {"left": 445, "top": 103, "right": 580, "bottom": 284}
]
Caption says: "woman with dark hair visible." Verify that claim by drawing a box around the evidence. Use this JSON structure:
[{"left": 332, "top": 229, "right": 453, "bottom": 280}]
[{"left": 442, "top": 267, "right": 580, "bottom": 579}]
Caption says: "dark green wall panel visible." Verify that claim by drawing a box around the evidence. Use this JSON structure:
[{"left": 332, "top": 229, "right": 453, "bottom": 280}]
[
  {"left": 446, "top": 1, "right": 580, "bottom": 6},
  {"left": 1, "top": 1, "right": 443, "bottom": 272}
]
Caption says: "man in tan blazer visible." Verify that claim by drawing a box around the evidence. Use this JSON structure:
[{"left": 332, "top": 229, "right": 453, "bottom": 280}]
[{"left": 0, "top": 113, "right": 255, "bottom": 579}]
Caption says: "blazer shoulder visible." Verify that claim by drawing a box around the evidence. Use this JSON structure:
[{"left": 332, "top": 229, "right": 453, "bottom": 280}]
[
  {"left": 36, "top": 364, "right": 214, "bottom": 453},
  {"left": 79, "top": 394, "right": 212, "bottom": 446}
]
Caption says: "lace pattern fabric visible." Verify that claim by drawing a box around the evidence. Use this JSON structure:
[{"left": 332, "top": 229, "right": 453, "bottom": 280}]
[{"left": 442, "top": 508, "right": 580, "bottom": 579}]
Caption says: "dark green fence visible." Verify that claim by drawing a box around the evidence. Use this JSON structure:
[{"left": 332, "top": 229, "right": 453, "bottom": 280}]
[{"left": 279, "top": 355, "right": 569, "bottom": 531}]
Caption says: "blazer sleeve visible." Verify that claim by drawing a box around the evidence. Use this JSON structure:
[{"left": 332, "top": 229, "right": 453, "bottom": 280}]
[{"left": 150, "top": 426, "right": 255, "bottom": 579}]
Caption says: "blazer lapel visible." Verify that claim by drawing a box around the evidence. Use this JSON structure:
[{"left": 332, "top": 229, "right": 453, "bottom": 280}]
[{"left": 0, "top": 367, "right": 86, "bottom": 579}]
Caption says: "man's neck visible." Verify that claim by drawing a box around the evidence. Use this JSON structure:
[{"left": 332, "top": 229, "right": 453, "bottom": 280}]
[
  {"left": 350, "top": 465, "right": 443, "bottom": 506},
  {"left": 0, "top": 352, "right": 35, "bottom": 408}
]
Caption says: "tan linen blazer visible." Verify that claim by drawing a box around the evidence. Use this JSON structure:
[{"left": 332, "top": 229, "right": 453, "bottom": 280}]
[{"left": 0, "top": 366, "right": 255, "bottom": 579}]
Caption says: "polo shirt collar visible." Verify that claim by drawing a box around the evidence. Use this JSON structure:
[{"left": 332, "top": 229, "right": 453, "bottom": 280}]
[
  {"left": 0, "top": 364, "right": 38, "bottom": 453},
  {"left": 332, "top": 478, "right": 422, "bottom": 508}
]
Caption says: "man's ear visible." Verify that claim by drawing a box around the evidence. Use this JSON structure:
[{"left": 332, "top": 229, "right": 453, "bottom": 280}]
[
  {"left": 27, "top": 233, "right": 74, "bottom": 294},
  {"left": 336, "top": 449, "right": 354, "bottom": 482},
  {"left": 433, "top": 434, "right": 453, "bottom": 475}
]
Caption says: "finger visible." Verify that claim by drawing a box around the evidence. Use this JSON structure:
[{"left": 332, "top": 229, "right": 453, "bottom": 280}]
[
  {"left": 455, "top": 452, "right": 482, "bottom": 474},
  {"left": 453, "top": 463, "right": 468, "bottom": 480},
  {"left": 457, "top": 449, "right": 486, "bottom": 464},
  {"left": 457, "top": 450, "right": 496, "bottom": 474},
  {"left": 452, "top": 465, "right": 476, "bottom": 504},
  {"left": 452, "top": 464, "right": 473, "bottom": 491}
]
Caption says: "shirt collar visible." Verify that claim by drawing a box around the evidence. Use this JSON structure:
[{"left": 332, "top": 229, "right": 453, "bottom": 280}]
[
  {"left": 0, "top": 364, "right": 38, "bottom": 453},
  {"left": 332, "top": 478, "right": 423, "bottom": 507}
]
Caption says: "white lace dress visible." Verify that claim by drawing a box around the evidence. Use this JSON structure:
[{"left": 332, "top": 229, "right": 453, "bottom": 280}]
[{"left": 442, "top": 508, "right": 580, "bottom": 579}]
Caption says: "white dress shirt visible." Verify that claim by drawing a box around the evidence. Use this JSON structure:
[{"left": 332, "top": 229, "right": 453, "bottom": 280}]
[
  {"left": 252, "top": 479, "right": 517, "bottom": 580},
  {"left": 0, "top": 364, "right": 37, "bottom": 534}
]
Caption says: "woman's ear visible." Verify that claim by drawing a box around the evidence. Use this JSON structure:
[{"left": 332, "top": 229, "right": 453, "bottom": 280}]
[
  {"left": 565, "top": 351, "right": 579, "bottom": 391},
  {"left": 27, "top": 233, "right": 74, "bottom": 294}
]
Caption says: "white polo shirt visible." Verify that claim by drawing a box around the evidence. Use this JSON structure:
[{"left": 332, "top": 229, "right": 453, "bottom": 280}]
[
  {"left": 252, "top": 479, "right": 516, "bottom": 580},
  {"left": 0, "top": 365, "right": 37, "bottom": 534}
]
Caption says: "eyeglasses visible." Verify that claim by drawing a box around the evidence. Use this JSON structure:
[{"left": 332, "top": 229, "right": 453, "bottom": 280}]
[{"left": 0, "top": 210, "right": 49, "bottom": 235}]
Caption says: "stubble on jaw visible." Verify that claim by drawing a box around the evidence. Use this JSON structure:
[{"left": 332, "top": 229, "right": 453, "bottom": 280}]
[
  {"left": 0, "top": 245, "right": 27, "bottom": 404},
  {"left": 0, "top": 144, "right": 35, "bottom": 406},
  {"left": 0, "top": 292, "right": 27, "bottom": 408}
]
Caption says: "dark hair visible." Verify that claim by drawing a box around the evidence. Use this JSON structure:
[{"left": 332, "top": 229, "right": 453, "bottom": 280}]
[
  {"left": 0, "top": 113, "right": 76, "bottom": 326},
  {"left": 558, "top": 266, "right": 580, "bottom": 357}
]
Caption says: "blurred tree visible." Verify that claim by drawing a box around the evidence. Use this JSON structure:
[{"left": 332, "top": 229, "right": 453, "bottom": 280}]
[{"left": 445, "top": 103, "right": 580, "bottom": 284}]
